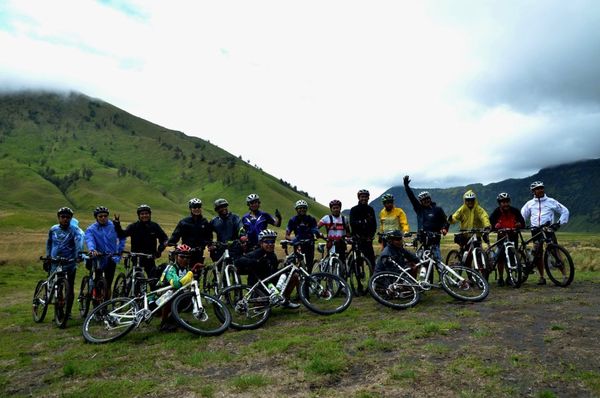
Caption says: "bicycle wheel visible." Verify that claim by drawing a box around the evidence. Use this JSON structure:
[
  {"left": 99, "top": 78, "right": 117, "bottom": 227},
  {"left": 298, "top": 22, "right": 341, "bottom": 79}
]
[
  {"left": 544, "top": 245, "right": 575, "bottom": 287},
  {"left": 299, "top": 272, "right": 352, "bottom": 315},
  {"left": 54, "top": 277, "right": 71, "bottom": 329},
  {"left": 441, "top": 265, "right": 489, "bottom": 302},
  {"left": 93, "top": 277, "right": 108, "bottom": 308},
  {"left": 445, "top": 250, "right": 462, "bottom": 266},
  {"left": 505, "top": 246, "right": 522, "bottom": 288},
  {"left": 368, "top": 272, "right": 420, "bottom": 310},
  {"left": 112, "top": 273, "right": 127, "bottom": 299},
  {"left": 219, "top": 285, "right": 271, "bottom": 330},
  {"left": 347, "top": 257, "right": 373, "bottom": 297},
  {"left": 517, "top": 249, "right": 534, "bottom": 284},
  {"left": 78, "top": 276, "right": 91, "bottom": 318},
  {"left": 171, "top": 292, "right": 231, "bottom": 336},
  {"left": 82, "top": 297, "right": 138, "bottom": 344},
  {"left": 32, "top": 280, "right": 48, "bottom": 323},
  {"left": 200, "top": 266, "right": 218, "bottom": 295}
]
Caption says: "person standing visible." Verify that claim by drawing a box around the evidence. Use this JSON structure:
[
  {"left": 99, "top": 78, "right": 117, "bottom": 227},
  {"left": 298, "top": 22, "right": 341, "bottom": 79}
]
[
  {"left": 209, "top": 198, "right": 244, "bottom": 261},
  {"left": 168, "top": 198, "right": 214, "bottom": 266},
  {"left": 285, "top": 200, "right": 321, "bottom": 273},
  {"left": 379, "top": 193, "right": 410, "bottom": 248},
  {"left": 241, "top": 193, "right": 282, "bottom": 250},
  {"left": 349, "top": 189, "right": 377, "bottom": 269},
  {"left": 317, "top": 199, "right": 351, "bottom": 264}
]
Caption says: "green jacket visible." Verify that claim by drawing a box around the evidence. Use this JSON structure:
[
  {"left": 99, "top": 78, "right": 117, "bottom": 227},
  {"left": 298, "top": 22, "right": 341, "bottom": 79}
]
[
  {"left": 450, "top": 190, "right": 491, "bottom": 230},
  {"left": 159, "top": 263, "right": 193, "bottom": 289}
]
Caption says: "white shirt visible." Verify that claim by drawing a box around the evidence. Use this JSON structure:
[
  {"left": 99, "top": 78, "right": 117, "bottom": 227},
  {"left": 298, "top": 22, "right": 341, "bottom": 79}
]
[{"left": 521, "top": 195, "right": 569, "bottom": 227}]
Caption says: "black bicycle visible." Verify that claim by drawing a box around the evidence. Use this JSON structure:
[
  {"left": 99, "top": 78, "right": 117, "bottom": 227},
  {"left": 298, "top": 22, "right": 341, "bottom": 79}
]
[
  {"left": 77, "top": 252, "right": 119, "bottom": 318},
  {"left": 345, "top": 236, "right": 374, "bottom": 297},
  {"left": 33, "top": 256, "right": 75, "bottom": 328},
  {"left": 112, "top": 251, "right": 155, "bottom": 299}
]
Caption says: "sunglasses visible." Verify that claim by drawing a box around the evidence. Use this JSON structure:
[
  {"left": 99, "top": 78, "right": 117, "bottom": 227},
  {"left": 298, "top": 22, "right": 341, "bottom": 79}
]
[
  {"left": 262, "top": 240, "right": 276, "bottom": 244},
  {"left": 97, "top": 214, "right": 109, "bottom": 218}
]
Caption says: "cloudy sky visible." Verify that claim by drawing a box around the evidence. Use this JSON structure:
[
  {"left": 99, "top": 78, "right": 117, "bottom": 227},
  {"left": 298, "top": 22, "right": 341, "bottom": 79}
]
[{"left": 1, "top": 0, "right": 599, "bottom": 207}]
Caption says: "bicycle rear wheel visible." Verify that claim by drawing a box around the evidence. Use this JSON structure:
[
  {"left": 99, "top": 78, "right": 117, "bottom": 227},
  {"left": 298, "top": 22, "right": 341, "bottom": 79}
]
[
  {"left": 347, "top": 257, "right": 373, "bottom": 297},
  {"left": 54, "top": 277, "right": 71, "bottom": 329},
  {"left": 368, "top": 272, "right": 420, "bottom": 310},
  {"left": 544, "top": 245, "right": 574, "bottom": 287},
  {"left": 112, "top": 272, "right": 127, "bottom": 299},
  {"left": 172, "top": 292, "right": 231, "bottom": 336},
  {"left": 78, "top": 276, "right": 91, "bottom": 318},
  {"left": 219, "top": 285, "right": 271, "bottom": 330},
  {"left": 32, "top": 280, "right": 48, "bottom": 323},
  {"left": 441, "top": 265, "right": 489, "bottom": 302},
  {"left": 445, "top": 250, "right": 461, "bottom": 266},
  {"left": 299, "top": 272, "right": 352, "bottom": 315},
  {"left": 505, "top": 246, "right": 522, "bottom": 288},
  {"left": 83, "top": 297, "right": 138, "bottom": 344}
]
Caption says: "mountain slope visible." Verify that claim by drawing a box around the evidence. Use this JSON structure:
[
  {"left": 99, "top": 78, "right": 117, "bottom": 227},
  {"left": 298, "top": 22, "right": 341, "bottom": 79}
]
[
  {"left": 372, "top": 158, "right": 600, "bottom": 232},
  {"left": 0, "top": 91, "right": 326, "bottom": 229}
]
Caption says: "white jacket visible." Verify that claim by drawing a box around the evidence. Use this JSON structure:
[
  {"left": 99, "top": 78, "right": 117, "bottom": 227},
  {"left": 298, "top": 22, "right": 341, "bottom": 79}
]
[{"left": 521, "top": 195, "right": 569, "bottom": 227}]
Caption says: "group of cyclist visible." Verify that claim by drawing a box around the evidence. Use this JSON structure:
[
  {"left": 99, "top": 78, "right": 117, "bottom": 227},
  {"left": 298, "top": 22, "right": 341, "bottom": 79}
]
[{"left": 45, "top": 176, "right": 570, "bottom": 323}]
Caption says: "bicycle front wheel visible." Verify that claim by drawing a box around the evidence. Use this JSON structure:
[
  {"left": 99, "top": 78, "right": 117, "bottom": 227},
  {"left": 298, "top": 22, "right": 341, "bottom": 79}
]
[
  {"left": 347, "top": 257, "right": 373, "bottom": 297},
  {"left": 78, "top": 276, "right": 91, "bottom": 318},
  {"left": 445, "top": 250, "right": 461, "bottom": 266},
  {"left": 54, "top": 277, "right": 71, "bottom": 329},
  {"left": 368, "top": 272, "right": 420, "bottom": 310},
  {"left": 82, "top": 297, "right": 138, "bottom": 344},
  {"left": 172, "top": 292, "right": 231, "bottom": 336},
  {"left": 299, "top": 272, "right": 352, "bottom": 315},
  {"left": 112, "top": 272, "right": 127, "bottom": 299},
  {"left": 544, "top": 245, "right": 574, "bottom": 287},
  {"left": 441, "top": 265, "right": 489, "bottom": 302},
  {"left": 505, "top": 246, "right": 522, "bottom": 288},
  {"left": 219, "top": 285, "right": 271, "bottom": 330},
  {"left": 32, "top": 280, "right": 48, "bottom": 323}
]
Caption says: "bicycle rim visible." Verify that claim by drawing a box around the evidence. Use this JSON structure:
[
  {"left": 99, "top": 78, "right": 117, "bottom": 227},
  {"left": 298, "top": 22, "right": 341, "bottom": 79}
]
[
  {"left": 172, "top": 292, "right": 231, "bottom": 336},
  {"left": 219, "top": 285, "right": 271, "bottom": 330},
  {"left": 544, "top": 245, "right": 575, "bottom": 287},
  {"left": 347, "top": 258, "right": 371, "bottom": 297},
  {"left": 32, "top": 280, "right": 48, "bottom": 323},
  {"left": 54, "top": 278, "right": 71, "bottom": 329},
  {"left": 368, "top": 272, "right": 420, "bottom": 310},
  {"left": 78, "top": 276, "right": 91, "bottom": 318},
  {"left": 441, "top": 265, "right": 489, "bottom": 302},
  {"left": 299, "top": 273, "right": 352, "bottom": 315},
  {"left": 83, "top": 298, "right": 138, "bottom": 344}
]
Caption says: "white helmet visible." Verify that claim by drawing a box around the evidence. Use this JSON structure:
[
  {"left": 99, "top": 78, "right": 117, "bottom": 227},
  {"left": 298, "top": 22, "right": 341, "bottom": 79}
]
[
  {"left": 463, "top": 191, "right": 476, "bottom": 200},
  {"left": 246, "top": 193, "right": 260, "bottom": 204},
  {"left": 188, "top": 198, "right": 202, "bottom": 208},
  {"left": 295, "top": 199, "right": 308, "bottom": 209},
  {"left": 497, "top": 192, "right": 510, "bottom": 202},
  {"left": 530, "top": 181, "right": 544, "bottom": 191},
  {"left": 417, "top": 191, "right": 431, "bottom": 201},
  {"left": 258, "top": 229, "right": 277, "bottom": 241}
]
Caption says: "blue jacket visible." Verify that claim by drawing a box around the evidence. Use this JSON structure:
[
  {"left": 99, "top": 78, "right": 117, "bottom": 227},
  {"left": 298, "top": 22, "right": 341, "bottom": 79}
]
[
  {"left": 85, "top": 220, "right": 126, "bottom": 267},
  {"left": 47, "top": 224, "right": 82, "bottom": 268}
]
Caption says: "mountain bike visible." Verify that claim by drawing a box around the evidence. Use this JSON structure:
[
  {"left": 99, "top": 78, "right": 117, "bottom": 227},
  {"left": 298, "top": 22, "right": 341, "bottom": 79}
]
[
  {"left": 33, "top": 256, "right": 75, "bottom": 328},
  {"left": 445, "top": 229, "right": 490, "bottom": 278},
  {"left": 82, "top": 277, "right": 231, "bottom": 343},
  {"left": 368, "top": 232, "right": 489, "bottom": 310},
  {"left": 315, "top": 240, "right": 347, "bottom": 280},
  {"left": 484, "top": 229, "right": 522, "bottom": 288},
  {"left": 345, "top": 236, "right": 374, "bottom": 297},
  {"left": 201, "top": 241, "right": 241, "bottom": 296},
  {"left": 219, "top": 239, "right": 352, "bottom": 330},
  {"left": 77, "top": 252, "right": 119, "bottom": 318},
  {"left": 112, "top": 251, "right": 155, "bottom": 299},
  {"left": 517, "top": 224, "right": 574, "bottom": 287}
]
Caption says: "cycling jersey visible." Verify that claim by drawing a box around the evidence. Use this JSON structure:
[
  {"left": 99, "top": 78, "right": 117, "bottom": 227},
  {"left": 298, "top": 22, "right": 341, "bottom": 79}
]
[
  {"left": 168, "top": 215, "right": 213, "bottom": 248},
  {"left": 318, "top": 214, "right": 348, "bottom": 241},
  {"left": 210, "top": 212, "right": 243, "bottom": 243},
  {"left": 450, "top": 191, "right": 491, "bottom": 230},
  {"left": 241, "top": 210, "right": 277, "bottom": 247},
  {"left": 84, "top": 220, "right": 126, "bottom": 267},
  {"left": 489, "top": 206, "right": 525, "bottom": 231},
  {"left": 47, "top": 224, "right": 82, "bottom": 268},
  {"left": 160, "top": 263, "right": 193, "bottom": 289},
  {"left": 286, "top": 214, "right": 319, "bottom": 241},
  {"left": 521, "top": 195, "right": 569, "bottom": 227},
  {"left": 379, "top": 207, "right": 410, "bottom": 234}
]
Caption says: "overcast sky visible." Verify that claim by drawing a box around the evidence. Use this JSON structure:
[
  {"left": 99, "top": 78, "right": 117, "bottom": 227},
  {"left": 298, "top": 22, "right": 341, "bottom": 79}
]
[{"left": 1, "top": 0, "right": 599, "bottom": 208}]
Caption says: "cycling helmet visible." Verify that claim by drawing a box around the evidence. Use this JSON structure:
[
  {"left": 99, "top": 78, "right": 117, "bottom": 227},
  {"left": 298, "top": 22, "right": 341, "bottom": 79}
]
[
  {"left": 463, "top": 191, "right": 476, "bottom": 200},
  {"left": 246, "top": 193, "right": 260, "bottom": 204},
  {"left": 329, "top": 199, "right": 342, "bottom": 208},
  {"left": 57, "top": 207, "right": 74, "bottom": 216},
  {"left": 295, "top": 199, "right": 308, "bottom": 209},
  {"left": 497, "top": 192, "right": 511, "bottom": 202},
  {"left": 381, "top": 193, "right": 394, "bottom": 203},
  {"left": 93, "top": 206, "right": 109, "bottom": 216},
  {"left": 357, "top": 189, "right": 370, "bottom": 197},
  {"left": 214, "top": 198, "right": 229, "bottom": 210},
  {"left": 136, "top": 204, "right": 151, "bottom": 215},
  {"left": 175, "top": 244, "right": 191, "bottom": 256},
  {"left": 530, "top": 181, "right": 544, "bottom": 191},
  {"left": 258, "top": 229, "right": 277, "bottom": 241},
  {"left": 386, "top": 229, "right": 404, "bottom": 239},
  {"left": 188, "top": 198, "right": 202, "bottom": 208},
  {"left": 417, "top": 191, "right": 431, "bottom": 201}
]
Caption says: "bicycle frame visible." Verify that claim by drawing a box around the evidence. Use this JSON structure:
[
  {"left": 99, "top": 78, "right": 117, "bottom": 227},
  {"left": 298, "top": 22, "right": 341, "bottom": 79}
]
[{"left": 204, "top": 242, "right": 240, "bottom": 293}]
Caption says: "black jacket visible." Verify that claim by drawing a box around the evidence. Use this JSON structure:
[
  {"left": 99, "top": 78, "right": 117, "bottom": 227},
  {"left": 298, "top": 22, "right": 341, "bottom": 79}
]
[
  {"left": 404, "top": 183, "right": 449, "bottom": 233},
  {"left": 349, "top": 203, "right": 377, "bottom": 239},
  {"left": 115, "top": 220, "right": 168, "bottom": 255},
  {"left": 168, "top": 216, "right": 213, "bottom": 248}
]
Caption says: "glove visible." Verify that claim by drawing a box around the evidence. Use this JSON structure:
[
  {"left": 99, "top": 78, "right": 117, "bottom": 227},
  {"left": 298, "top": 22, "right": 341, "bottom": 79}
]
[
  {"left": 403, "top": 175, "right": 411, "bottom": 186},
  {"left": 275, "top": 209, "right": 282, "bottom": 220}
]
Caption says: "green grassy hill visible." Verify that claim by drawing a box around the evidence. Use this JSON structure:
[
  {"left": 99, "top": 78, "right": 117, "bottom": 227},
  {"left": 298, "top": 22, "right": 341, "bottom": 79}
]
[{"left": 0, "top": 91, "right": 327, "bottom": 230}]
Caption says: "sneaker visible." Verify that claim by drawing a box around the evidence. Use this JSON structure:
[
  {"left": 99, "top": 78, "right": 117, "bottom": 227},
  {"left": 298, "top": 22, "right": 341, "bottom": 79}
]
[
  {"left": 537, "top": 277, "right": 547, "bottom": 286},
  {"left": 281, "top": 300, "right": 301, "bottom": 309},
  {"left": 497, "top": 279, "right": 505, "bottom": 287}
]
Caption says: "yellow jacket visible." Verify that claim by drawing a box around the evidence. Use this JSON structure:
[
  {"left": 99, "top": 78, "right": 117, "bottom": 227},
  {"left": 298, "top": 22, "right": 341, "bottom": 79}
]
[
  {"left": 450, "top": 190, "right": 491, "bottom": 230},
  {"left": 379, "top": 207, "right": 410, "bottom": 233}
]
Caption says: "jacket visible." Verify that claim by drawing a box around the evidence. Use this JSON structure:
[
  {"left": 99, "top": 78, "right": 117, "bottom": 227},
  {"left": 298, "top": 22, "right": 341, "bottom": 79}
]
[
  {"left": 521, "top": 195, "right": 569, "bottom": 227},
  {"left": 349, "top": 203, "right": 377, "bottom": 239},
  {"left": 450, "top": 190, "right": 491, "bottom": 230},
  {"left": 404, "top": 183, "right": 449, "bottom": 234},
  {"left": 84, "top": 220, "right": 126, "bottom": 266},
  {"left": 115, "top": 219, "right": 168, "bottom": 255},
  {"left": 168, "top": 215, "right": 213, "bottom": 248}
]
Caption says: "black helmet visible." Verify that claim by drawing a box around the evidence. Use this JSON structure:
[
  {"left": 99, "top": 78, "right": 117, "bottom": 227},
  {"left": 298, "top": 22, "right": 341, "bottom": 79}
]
[
  {"left": 329, "top": 199, "right": 342, "bottom": 208},
  {"left": 386, "top": 229, "right": 404, "bottom": 239},
  {"left": 214, "top": 198, "right": 229, "bottom": 210},
  {"left": 381, "top": 193, "right": 394, "bottom": 203},
  {"left": 137, "top": 204, "right": 152, "bottom": 215},
  {"left": 57, "top": 207, "right": 73, "bottom": 216},
  {"left": 357, "top": 189, "right": 370, "bottom": 197},
  {"left": 94, "top": 206, "right": 109, "bottom": 217}
]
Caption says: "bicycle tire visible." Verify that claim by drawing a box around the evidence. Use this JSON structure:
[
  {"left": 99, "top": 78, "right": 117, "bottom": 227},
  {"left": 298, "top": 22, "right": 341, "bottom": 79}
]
[
  {"left": 368, "top": 271, "right": 420, "bottom": 310},
  {"left": 54, "top": 277, "right": 71, "bottom": 329},
  {"left": 445, "top": 250, "right": 462, "bottom": 266},
  {"left": 441, "top": 265, "right": 489, "bottom": 302},
  {"left": 544, "top": 244, "right": 575, "bottom": 287},
  {"left": 517, "top": 248, "right": 535, "bottom": 284},
  {"left": 112, "top": 273, "right": 127, "bottom": 299},
  {"left": 78, "top": 276, "right": 91, "bottom": 318},
  {"left": 171, "top": 292, "right": 231, "bottom": 336},
  {"left": 347, "top": 257, "right": 373, "bottom": 297},
  {"left": 32, "top": 280, "right": 48, "bottom": 323},
  {"left": 219, "top": 285, "right": 271, "bottom": 330},
  {"left": 299, "top": 272, "right": 352, "bottom": 315},
  {"left": 93, "top": 277, "right": 108, "bottom": 309},
  {"left": 505, "top": 246, "right": 522, "bottom": 288},
  {"left": 82, "top": 297, "right": 138, "bottom": 344},
  {"left": 201, "top": 266, "right": 218, "bottom": 295}
]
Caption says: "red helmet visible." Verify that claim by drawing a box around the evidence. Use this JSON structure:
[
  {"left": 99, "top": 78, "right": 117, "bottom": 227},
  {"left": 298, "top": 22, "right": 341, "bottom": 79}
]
[{"left": 176, "top": 244, "right": 191, "bottom": 255}]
